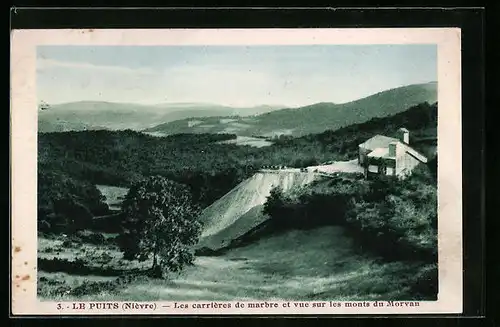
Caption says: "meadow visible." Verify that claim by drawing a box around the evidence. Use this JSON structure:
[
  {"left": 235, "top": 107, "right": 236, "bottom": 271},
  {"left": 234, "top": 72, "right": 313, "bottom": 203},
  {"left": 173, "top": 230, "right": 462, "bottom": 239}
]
[{"left": 38, "top": 226, "right": 434, "bottom": 301}]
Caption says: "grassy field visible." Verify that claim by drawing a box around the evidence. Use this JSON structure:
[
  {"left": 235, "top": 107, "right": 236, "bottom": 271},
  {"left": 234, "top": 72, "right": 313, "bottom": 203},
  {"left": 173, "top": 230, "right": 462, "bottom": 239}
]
[
  {"left": 37, "top": 226, "right": 433, "bottom": 301},
  {"left": 217, "top": 136, "right": 273, "bottom": 148},
  {"left": 37, "top": 232, "right": 150, "bottom": 300}
]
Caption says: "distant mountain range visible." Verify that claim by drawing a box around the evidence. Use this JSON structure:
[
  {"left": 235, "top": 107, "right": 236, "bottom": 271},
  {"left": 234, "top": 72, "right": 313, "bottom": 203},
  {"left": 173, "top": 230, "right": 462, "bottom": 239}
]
[
  {"left": 38, "top": 82, "right": 437, "bottom": 137},
  {"left": 145, "top": 82, "right": 437, "bottom": 137},
  {"left": 38, "top": 101, "right": 284, "bottom": 133}
]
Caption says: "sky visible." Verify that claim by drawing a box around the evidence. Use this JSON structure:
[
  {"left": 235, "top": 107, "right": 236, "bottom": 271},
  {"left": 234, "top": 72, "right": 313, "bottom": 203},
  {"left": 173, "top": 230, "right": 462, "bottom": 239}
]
[{"left": 37, "top": 44, "right": 437, "bottom": 108}]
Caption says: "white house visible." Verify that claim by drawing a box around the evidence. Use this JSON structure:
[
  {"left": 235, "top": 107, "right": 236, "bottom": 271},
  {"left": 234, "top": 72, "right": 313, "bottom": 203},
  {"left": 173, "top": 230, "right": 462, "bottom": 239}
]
[{"left": 358, "top": 128, "right": 428, "bottom": 179}]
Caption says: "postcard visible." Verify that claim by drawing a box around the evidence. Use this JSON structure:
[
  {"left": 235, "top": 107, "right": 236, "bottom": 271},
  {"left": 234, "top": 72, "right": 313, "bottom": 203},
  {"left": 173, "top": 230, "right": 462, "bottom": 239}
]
[{"left": 11, "top": 27, "right": 462, "bottom": 315}]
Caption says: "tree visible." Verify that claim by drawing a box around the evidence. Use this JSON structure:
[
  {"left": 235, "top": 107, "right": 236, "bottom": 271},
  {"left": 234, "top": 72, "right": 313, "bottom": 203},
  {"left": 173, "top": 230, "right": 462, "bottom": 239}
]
[
  {"left": 120, "top": 176, "right": 202, "bottom": 277},
  {"left": 37, "top": 170, "right": 109, "bottom": 233},
  {"left": 263, "top": 186, "right": 286, "bottom": 219},
  {"left": 263, "top": 186, "right": 299, "bottom": 228},
  {"left": 53, "top": 197, "right": 94, "bottom": 233}
]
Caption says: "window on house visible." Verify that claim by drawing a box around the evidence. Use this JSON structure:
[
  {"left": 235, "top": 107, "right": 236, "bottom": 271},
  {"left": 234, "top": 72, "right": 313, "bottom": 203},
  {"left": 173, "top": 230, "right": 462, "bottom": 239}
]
[
  {"left": 386, "top": 167, "right": 394, "bottom": 176},
  {"left": 368, "top": 165, "right": 378, "bottom": 173}
]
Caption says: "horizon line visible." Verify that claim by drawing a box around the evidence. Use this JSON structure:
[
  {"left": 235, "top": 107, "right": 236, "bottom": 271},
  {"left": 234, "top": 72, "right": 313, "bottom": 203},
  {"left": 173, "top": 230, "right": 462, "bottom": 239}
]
[{"left": 41, "top": 80, "right": 437, "bottom": 108}]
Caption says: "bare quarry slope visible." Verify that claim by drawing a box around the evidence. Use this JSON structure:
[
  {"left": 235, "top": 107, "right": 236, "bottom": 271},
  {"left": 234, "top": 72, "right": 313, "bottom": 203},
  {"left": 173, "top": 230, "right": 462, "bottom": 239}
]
[{"left": 197, "top": 171, "right": 319, "bottom": 250}]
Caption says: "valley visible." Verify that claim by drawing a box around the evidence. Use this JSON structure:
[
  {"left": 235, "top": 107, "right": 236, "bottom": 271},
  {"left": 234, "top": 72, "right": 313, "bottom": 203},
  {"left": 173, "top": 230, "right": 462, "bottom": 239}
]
[
  {"left": 144, "top": 82, "right": 437, "bottom": 137},
  {"left": 38, "top": 101, "right": 284, "bottom": 133},
  {"left": 36, "top": 84, "right": 439, "bottom": 302},
  {"left": 39, "top": 82, "right": 436, "bottom": 138}
]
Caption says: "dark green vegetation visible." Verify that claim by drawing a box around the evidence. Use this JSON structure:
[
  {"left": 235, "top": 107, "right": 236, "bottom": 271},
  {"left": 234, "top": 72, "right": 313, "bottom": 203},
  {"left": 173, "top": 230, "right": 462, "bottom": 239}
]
[
  {"left": 265, "top": 168, "right": 437, "bottom": 262},
  {"left": 38, "top": 170, "right": 110, "bottom": 233},
  {"left": 119, "top": 176, "right": 202, "bottom": 276},
  {"left": 262, "top": 167, "right": 438, "bottom": 299},
  {"left": 38, "top": 101, "right": 437, "bottom": 213},
  {"left": 37, "top": 233, "right": 151, "bottom": 299},
  {"left": 38, "top": 131, "right": 248, "bottom": 209},
  {"left": 37, "top": 98, "right": 438, "bottom": 300},
  {"left": 145, "top": 82, "right": 436, "bottom": 137}
]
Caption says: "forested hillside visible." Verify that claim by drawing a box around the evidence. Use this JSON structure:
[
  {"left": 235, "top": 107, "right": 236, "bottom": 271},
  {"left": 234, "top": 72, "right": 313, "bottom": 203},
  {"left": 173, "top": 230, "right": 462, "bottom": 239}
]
[
  {"left": 145, "top": 82, "right": 437, "bottom": 137},
  {"left": 38, "top": 102, "right": 437, "bottom": 226}
]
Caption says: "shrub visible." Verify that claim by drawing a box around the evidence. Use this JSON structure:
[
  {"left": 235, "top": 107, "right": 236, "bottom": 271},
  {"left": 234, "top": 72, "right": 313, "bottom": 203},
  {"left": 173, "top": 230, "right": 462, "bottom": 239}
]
[
  {"left": 408, "top": 264, "right": 438, "bottom": 300},
  {"left": 263, "top": 172, "right": 437, "bottom": 263},
  {"left": 53, "top": 198, "right": 94, "bottom": 233},
  {"left": 38, "top": 170, "right": 109, "bottom": 233},
  {"left": 75, "top": 231, "right": 106, "bottom": 245}
]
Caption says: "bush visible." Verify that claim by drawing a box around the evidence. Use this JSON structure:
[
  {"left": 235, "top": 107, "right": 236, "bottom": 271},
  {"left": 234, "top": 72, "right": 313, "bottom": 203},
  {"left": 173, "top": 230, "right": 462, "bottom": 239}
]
[
  {"left": 75, "top": 230, "right": 106, "bottom": 245},
  {"left": 263, "top": 171, "right": 437, "bottom": 263},
  {"left": 38, "top": 170, "right": 110, "bottom": 233},
  {"left": 290, "top": 157, "right": 320, "bottom": 168},
  {"left": 408, "top": 264, "right": 438, "bottom": 300},
  {"left": 53, "top": 198, "right": 94, "bottom": 233}
]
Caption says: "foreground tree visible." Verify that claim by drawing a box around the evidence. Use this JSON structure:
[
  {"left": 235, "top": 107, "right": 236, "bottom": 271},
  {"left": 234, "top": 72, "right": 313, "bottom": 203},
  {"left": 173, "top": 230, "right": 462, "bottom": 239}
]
[{"left": 119, "top": 176, "right": 202, "bottom": 277}]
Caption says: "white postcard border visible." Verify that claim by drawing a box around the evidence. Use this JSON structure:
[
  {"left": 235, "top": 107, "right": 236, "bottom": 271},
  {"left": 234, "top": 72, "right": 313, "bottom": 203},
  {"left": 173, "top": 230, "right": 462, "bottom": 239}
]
[{"left": 10, "top": 28, "right": 462, "bottom": 315}]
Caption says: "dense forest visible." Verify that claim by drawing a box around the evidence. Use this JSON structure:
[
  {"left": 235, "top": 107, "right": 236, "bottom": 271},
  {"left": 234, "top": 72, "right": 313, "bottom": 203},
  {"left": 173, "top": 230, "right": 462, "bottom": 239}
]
[
  {"left": 37, "top": 102, "right": 437, "bottom": 232},
  {"left": 274, "top": 101, "right": 437, "bottom": 159}
]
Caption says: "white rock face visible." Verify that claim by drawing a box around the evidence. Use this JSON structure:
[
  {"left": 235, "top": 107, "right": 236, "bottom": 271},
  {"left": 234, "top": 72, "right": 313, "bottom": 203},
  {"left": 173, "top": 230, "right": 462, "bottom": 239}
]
[{"left": 199, "top": 171, "right": 318, "bottom": 238}]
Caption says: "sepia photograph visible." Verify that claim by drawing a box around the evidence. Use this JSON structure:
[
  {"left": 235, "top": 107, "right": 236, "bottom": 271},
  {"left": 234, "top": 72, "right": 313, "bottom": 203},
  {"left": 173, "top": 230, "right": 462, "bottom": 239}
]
[
  {"left": 11, "top": 28, "right": 462, "bottom": 315},
  {"left": 36, "top": 42, "right": 439, "bottom": 301}
]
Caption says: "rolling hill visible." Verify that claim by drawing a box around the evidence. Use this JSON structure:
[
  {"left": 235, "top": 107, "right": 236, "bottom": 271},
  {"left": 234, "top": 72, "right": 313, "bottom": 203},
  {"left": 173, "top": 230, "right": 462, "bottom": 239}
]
[
  {"left": 38, "top": 101, "right": 284, "bottom": 133},
  {"left": 145, "top": 82, "right": 437, "bottom": 137}
]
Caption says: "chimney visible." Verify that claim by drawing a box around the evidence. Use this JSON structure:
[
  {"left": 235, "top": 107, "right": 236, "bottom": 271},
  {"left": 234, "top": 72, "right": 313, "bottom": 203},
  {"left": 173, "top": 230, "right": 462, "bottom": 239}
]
[
  {"left": 388, "top": 142, "right": 397, "bottom": 157},
  {"left": 397, "top": 128, "right": 410, "bottom": 144}
]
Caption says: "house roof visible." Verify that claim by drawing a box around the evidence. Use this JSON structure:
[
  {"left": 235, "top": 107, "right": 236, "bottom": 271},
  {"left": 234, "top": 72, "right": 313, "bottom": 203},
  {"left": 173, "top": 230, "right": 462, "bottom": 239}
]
[
  {"left": 359, "top": 135, "right": 399, "bottom": 150},
  {"left": 401, "top": 143, "right": 428, "bottom": 163},
  {"left": 360, "top": 134, "right": 428, "bottom": 163},
  {"left": 367, "top": 147, "right": 394, "bottom": 159}
]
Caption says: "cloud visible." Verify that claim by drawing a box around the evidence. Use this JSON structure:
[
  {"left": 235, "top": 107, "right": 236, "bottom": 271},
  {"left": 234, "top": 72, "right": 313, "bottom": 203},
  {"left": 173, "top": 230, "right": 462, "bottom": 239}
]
[
  {"left": 37, "top": 59, "right": 371, "bottom": 107},
  {"left": 160, "top": 64, "right": 299, "bottom": 107},
  {"left": 37, "top": 58, "right": 158, "bottom": 76},
  {"left": 36, "top": 45, "right": 436, "bottom": 107}
]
